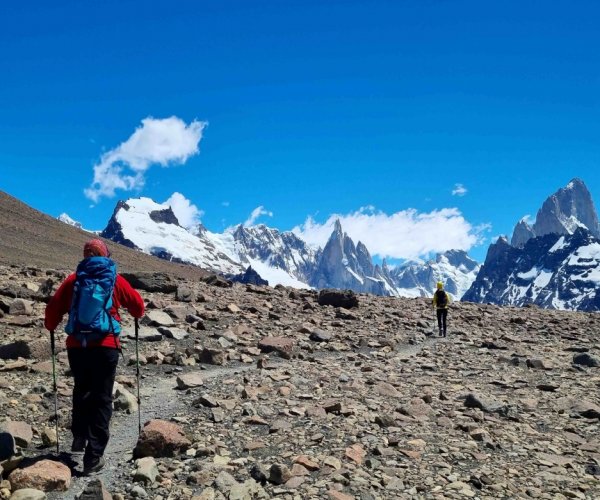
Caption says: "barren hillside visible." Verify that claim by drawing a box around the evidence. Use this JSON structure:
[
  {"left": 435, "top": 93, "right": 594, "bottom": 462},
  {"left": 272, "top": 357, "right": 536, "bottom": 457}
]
[{"left": 0, "top": 190, "right": 209, "bottom": 280}]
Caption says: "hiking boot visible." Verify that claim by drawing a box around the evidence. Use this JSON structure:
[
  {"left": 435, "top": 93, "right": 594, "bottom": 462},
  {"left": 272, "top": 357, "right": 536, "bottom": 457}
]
[
  {"left": 83, "top": 456, "right": 105, "bottom": 474},
  {"left": 71, "top": 436, "right": 87, "bottom": 453},
  {"left": 439, "top": 330, "right": 443, "bottom": 337}
]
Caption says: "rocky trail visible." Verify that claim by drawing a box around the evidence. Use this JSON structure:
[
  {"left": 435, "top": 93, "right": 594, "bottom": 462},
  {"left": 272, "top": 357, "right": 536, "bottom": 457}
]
[
  {"left": 51, "top": 337, "right": 441, "bottom": 500},
  {"left": 1, "top": 264, "right": 599, "bottom": 499}
]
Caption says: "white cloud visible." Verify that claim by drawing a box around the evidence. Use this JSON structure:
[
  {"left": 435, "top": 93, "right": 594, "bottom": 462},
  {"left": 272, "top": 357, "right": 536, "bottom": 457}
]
[
  {"left": 244, "top": 206, "right": 273, "bottom": 226},
  {"left": 221, "top": 201, "right": 230, "bottom": 207},
  {"left": 293, "top": 207, "right": 489, "bottom": 260},
  {"left": 452, "top": 183, "right": 468, "bottom": 196},
  {"left": 84, "top": 116, "right": 207, "bottom": 202},
  {"left": 164, "top": 192, "right": 204, "bottom": 230}
]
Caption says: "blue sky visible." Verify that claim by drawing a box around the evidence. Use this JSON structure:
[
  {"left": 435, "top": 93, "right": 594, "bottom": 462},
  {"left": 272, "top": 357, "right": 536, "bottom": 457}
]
[{"left": 1, "top": 0, "right": 598, "bottom": 262}]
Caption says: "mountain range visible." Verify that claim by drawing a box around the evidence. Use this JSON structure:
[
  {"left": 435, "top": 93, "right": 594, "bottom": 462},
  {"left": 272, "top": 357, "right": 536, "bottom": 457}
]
[
  {"left": 52, "top": 177, "right": 600, "bottom": 312},
  {"left": 464, "top": 178, "right": 600, "bottom": 311},
  {"left": 95, "top": 198, "right": 476, "bottom": 298}
]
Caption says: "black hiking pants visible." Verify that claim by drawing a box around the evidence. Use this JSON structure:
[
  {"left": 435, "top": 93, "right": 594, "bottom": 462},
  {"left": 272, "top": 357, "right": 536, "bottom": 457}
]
[
  {"left": 436, "top": 308, "right": 448, "bottom": 335},
  {"left": 67, "top": 347, "right": 119, "bottom": 464}
]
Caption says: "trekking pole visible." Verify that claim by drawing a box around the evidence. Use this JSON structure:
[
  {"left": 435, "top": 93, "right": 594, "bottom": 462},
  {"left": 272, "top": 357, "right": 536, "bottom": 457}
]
[
  {"left": 50, "top": 330, "right": 60, "bottom": 455},
  {"left": 135, "top": 318, "right": 142, "bottom": 435}
]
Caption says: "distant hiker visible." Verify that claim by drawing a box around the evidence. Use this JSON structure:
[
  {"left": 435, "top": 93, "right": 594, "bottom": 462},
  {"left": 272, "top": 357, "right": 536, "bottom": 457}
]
[
  {"left": 45, "top": 239, "right": 144, "bottom": 474},
  {"left": 432, "top": 281, "right": 450, "bottom": 337}
]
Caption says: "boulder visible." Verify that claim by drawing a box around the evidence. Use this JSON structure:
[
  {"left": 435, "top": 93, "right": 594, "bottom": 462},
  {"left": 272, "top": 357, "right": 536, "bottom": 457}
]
[
  {"left": 268, "top": 464, "right": 292, "bottom": 485},
  {"left": 0, "top": 431, "right": 16, "bottom": 460},
  {"left": 309, "top": 329, "right": 332, "bottom": 342},
  {"left": 317, "top": 289, "right": 359, "bottom": 309},
  {"left": 141, "top": 311, "right": 174, "bottom": 327},
  {"left": 464, "top": 393, "right": 505, "bottom": 413},
  {"left": 9, "top": 299, "right": 34, "bottom": 316},
  {"left": 199, "top": 348, "right": 226, "bottom": 366},
  {"left": 175, "top": 285, "right": 194, "bottom": 303},
  {"left": 8, "top": 460, "right": 71, "bottom": 492},
  {"left": 258, "top": 337, "right": 295, "bottom": 359},
  {"left": 133, "top": 420, "right": 191, "bottom": 458},
  {"left": 10, "top": 490, "right": 47, "bottom": 500},
  {"left": 119, "top": 272, "right": 178, "bottom": 293},
  {"left": 123, "top": 327, "right": 163, "bottom": 342},
  {"left": 0, "top": 339, "right": 54, "bottom": 362},
  {"left": 77, "top": 479, "right": 112, "bottom": 500},
  {"left": 0, "top": 421, "right": 33, "bottom": 448},
  {"left": 176, "top": 373, "right": 204, "bottom": 390},
  {"left": 573, "top": 353, "right": 600, "bottom": 367},
  {"left": 113, "top": 382, "right": 138, "bottom": 413},
  {"left": 203, "top": 274, "right": 233, "bottom": 288},
  {"left": 157, "top": 327, "right": 189, "bottom": 341},
  {"left": 133, "top": 457, "right": 159, "bottom": 484}
]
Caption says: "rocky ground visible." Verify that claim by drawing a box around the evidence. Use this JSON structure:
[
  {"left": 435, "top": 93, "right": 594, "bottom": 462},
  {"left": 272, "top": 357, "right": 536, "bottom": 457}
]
[{"left": 0, "top": 264, "right": 599, "bottom": 500}]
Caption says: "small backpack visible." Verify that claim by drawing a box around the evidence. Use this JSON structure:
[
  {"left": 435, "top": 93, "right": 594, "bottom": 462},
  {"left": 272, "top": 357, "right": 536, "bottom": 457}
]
[
  {"left": 435, "top": 289, "right": 448, "bottom": 308},
  {"left": 65, "top": 256, "right": 120, "bottom": 346}
]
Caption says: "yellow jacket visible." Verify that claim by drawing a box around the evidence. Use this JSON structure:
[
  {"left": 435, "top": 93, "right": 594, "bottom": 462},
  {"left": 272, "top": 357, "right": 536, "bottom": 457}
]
[{"left": 432, "top": 289, "right": 451, "bottom": 309}]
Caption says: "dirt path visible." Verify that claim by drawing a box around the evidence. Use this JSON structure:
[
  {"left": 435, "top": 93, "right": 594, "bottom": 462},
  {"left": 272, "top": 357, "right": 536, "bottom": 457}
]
[{"left": 48, "top": 335, "right": 443, "bottom": 498}]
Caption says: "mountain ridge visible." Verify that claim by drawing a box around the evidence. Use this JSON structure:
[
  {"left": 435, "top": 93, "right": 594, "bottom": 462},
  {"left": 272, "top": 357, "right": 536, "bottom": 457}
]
[
  {"left": 466, "top": 178, "right": 600, "bottom": 311},
  {"left": 99, "top": 197, "right": 479, "bottom": 298}
]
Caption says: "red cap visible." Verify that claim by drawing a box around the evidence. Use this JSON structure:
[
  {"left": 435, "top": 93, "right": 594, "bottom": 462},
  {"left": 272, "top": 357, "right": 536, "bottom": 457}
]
[{"left": 83, "top": 239, "right": 110, "bottom": 258}]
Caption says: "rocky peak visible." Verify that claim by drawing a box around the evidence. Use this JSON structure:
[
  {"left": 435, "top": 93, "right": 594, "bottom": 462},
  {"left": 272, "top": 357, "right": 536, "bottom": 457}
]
[
  {"left": 149, "top": 207, "right": 180, "bottom": 226},
  {"left": 464, "top": 227, "right": 600, "bottom": 311},
  {"left": 332, "top": 218, "right": 343, "bottom": 235},
  {"left": 57, "top": 213, "right": 83, "bottom": 230},
  {"left": 436, "top": 249, "right": 479, "bottom": 272},
  {"left": 101, "top": 200, "right": 137, "bottom": 248},
  {"left": 511, "top": 178, "right": 600, "bottom": 248},
  {"left": 533, "top": 177, "right": 599, "bottom": 238},
  {"left": 511, "top": 218, "right": 536, "bottom": 248}
]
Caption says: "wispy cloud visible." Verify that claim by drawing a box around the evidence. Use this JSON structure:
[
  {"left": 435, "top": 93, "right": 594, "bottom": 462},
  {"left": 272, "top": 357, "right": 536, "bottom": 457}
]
[
  {"left": 451, "top": 183, "right": 468, "bottom": 196},
  {"left": 244, "top": 206, "right": 273, "bottom": 226},
  {"left": 164, "top": 192, "right": 204, "bottom": 230},
  {"left": 293, "top": 206, "right": 489, "bottom": 260},
  {"left": 84, "top": 116, "right": 207, "bottom": 202}
]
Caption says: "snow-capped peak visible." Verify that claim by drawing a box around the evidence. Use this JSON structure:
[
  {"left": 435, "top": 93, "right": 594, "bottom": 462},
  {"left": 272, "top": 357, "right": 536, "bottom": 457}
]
[
  {"left": 57, "top": 213, "right": 83, "bottom": 229},
  {"left": 100, "top": 198, "right": 241, "bottom": 273}
]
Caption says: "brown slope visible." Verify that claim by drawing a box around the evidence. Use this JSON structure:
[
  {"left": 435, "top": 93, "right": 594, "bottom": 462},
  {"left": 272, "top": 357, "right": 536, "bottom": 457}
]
[{"left": 0, "top": 190, "right": 209, "bottom": 279}]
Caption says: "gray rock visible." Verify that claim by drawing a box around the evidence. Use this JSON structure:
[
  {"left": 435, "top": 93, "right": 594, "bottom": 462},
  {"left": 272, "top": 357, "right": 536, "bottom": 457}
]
[
  {"left": 0, "top": 421, "right": 33, "bottom": 447},
  {"left": 573, "top": 352, "right": 599, "bottom": 367},
  {"left": 199, "top": 348, "right": 226, "bottom": 365},
  {"left": 0, "top": 431, "right": 16, "bottom": 460},
  {"left": 317, "top": 288, "right": 359, "bottom": 309},
  {"left": 464, "top": 393, "right": 505, "bottom": 413},
  {"left": 309, "top": 329, "right": 332, "bottom": 342},
  {"left": 175, "top": 285, "right": 194, "bottom": 302},
  {"left": 77, "top": 478, "right": 112, "bottom": 499},
  {"left": 113, "top": 382, "right": 138, "bottom": 413},
  {"left": 119, "top": 272, "right": 178, "bottom": 293},
  {"left": 214, "top": 471, "right": 238, "bottom": 493},
  {"left": 269, "top": 464, "right": 291, "bottom": 485},
  {"left": 158, "top": 327, "right": 189, "bottom": 340},
  {"left": 130, "top": 485, "right": 148, "bottom": 498},
  {"left": 0, "top": 339, "right": 52, "bottom": 361},
  {"left": 176, "top": 373, "right": 204, "bottom": 390},
  {"left": 142, "top": 311, "right": 174, "bottom": 327},
  {"left": 9, "top": 299, "right": 33, "bottom": 316},
  {"left": 10, "top": 489, "right": 47, "bottom": 500},
  {"left": 123, "top": 327, "right": 163, "bottom": 342},
  {"left": 133, "top": 457, "right": 159, "bottom": 485}
]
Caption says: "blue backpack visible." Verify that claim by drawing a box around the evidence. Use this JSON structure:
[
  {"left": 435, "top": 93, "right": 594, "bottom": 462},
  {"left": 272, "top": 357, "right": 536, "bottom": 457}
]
[{"left": 65, "top": 257, "right": 121, "bottom": 346}]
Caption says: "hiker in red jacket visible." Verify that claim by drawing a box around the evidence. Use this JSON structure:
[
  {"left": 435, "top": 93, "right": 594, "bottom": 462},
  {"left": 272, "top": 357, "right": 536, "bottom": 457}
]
[{"left": 45, "top": 239, "right": 144, "bottom": 474}]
